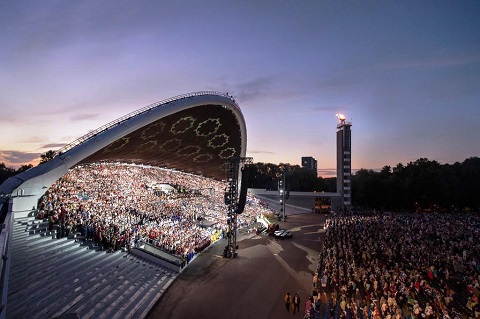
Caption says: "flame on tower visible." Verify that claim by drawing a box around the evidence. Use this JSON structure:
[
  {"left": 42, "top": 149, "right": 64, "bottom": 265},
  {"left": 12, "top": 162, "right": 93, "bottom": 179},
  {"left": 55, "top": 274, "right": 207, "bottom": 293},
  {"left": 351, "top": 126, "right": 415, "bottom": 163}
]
[{"left": 335, "top": 113, "right": 346, "bottom": 121}]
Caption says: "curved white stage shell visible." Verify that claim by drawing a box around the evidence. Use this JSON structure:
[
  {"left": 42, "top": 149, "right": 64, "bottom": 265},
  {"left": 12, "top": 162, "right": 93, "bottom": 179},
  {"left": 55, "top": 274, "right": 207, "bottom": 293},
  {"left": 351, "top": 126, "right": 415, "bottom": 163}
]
[{"left": 0, "top": 91, "right": 247, "bottom": 217}]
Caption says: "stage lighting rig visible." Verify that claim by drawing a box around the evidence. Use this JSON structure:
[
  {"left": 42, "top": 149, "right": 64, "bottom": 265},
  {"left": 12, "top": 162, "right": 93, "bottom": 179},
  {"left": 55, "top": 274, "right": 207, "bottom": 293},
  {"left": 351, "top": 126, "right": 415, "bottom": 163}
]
[{"left": 223, "top": 156, "right": 252, "bottom": 259}]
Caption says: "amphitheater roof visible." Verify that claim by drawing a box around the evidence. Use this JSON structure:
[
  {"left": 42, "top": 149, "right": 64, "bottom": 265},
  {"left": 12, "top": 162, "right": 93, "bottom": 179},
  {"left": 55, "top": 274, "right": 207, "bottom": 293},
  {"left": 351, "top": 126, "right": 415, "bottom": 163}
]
[{"left": 63, "top": 91, "right": 246, "bottom": 181}]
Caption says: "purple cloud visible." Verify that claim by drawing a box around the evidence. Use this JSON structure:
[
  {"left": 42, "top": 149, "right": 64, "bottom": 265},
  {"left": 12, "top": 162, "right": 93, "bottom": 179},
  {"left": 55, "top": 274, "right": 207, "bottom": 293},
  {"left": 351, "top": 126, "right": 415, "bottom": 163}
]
[
  {"left": 0, "top": 150, "right": 40, "bottom": 165},
  {"left": 39, "top": 143, "right": 67, "bottom": 150}
]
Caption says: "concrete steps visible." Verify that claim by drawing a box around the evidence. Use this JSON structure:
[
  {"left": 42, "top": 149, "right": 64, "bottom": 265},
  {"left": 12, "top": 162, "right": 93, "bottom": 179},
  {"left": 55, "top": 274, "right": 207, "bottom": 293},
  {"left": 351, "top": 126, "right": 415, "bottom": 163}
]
[
  {"left": 77, "top": 257, "right": 158, "bottom": 318},
  {"left": 66, "top": 255, "right": 141, "bottom": 317},
  {"left": 7, "top": 218, "right": 177, "bottom": 319},
  {"left": 32, "top": 254, "right": 136, "bottom": 319},
  {"left": 89, "top": 263, "right": 171, "bottom": 319}
]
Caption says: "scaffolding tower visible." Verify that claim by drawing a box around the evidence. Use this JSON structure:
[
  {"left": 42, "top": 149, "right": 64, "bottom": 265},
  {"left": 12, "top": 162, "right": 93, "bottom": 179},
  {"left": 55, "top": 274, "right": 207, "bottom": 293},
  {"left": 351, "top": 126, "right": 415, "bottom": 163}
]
[{"left": 223, "top": 156, "right": 252, "bottom": 258}]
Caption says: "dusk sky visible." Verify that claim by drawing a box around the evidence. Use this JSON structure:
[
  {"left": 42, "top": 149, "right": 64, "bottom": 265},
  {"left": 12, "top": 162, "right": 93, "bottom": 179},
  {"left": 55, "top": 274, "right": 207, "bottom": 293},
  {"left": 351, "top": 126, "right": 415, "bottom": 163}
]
[{"left": 1, "top": 1, "right": 479, "bottom": 177}]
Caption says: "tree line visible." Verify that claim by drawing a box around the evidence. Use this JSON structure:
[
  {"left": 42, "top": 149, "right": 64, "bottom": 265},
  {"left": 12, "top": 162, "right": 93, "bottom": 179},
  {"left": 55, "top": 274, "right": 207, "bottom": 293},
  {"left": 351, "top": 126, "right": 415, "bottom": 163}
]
[
  {"left": 244, "top": 162, "right": 337, "bottom": 193},
  {"left": 245, "top": 157, "right": 480, "bottom": 212},
  {"left": 1, "top": 151, "right": 478, "bottom": 212},
  {"left": 351, "top": 157, "right": 480, "bottom": 212}
]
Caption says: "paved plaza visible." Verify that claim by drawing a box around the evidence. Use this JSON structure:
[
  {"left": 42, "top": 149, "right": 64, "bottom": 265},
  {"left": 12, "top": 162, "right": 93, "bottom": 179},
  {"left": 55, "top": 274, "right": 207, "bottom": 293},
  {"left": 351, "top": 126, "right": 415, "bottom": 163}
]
[{"left": 148, "top": 211, "right": 327, "bottom": 319}]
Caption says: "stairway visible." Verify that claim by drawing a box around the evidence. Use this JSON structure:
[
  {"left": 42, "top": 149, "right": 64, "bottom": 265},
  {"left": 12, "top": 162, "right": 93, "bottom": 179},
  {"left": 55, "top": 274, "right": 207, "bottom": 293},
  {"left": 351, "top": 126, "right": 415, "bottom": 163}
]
[{"left": 7, "top": 217, "right": 176, "bottom": 319}]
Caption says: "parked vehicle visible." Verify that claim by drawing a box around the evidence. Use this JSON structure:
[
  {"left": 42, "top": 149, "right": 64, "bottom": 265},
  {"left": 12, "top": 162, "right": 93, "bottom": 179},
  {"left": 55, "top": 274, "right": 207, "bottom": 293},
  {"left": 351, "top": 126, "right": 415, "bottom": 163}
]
[{"left": 273, "top": 229, "right": 293, "bottom": 238}]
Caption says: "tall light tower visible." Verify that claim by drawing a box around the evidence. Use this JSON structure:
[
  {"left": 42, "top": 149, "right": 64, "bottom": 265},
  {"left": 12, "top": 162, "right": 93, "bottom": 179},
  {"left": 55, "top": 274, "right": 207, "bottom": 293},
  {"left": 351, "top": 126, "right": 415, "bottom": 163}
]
[{"left": 336, "top": 114, "right": 352, "bottom": 212}]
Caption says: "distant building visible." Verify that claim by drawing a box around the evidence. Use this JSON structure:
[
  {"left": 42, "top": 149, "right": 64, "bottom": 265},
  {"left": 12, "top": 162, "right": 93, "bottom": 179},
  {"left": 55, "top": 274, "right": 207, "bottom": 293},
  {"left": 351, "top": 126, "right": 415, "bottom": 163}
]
[
  {"left": 301, "top": 156, "right": 317, "bottom": 176},
  {"left": 336, "top": 114, "right": 352, "bottom": 211}
]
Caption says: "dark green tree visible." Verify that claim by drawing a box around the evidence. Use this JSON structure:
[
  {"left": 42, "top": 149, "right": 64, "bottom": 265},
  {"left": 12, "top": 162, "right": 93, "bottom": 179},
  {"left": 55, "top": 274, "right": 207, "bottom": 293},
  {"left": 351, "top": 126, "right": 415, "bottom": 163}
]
[
  {"left": 0, "top": 162, "right": 16, "bottom": 185},
  {"left": 460, "top": 157, "right": 480, "bottom": 211},
  {"left": 246, "top": 162, "right": 336, "bottom": 192},
  {"left": 39, "top": 150, "right": 56, "bottom": 164},
  {"left": 352, "top": 157, "right": 480, "bottom": 212}
]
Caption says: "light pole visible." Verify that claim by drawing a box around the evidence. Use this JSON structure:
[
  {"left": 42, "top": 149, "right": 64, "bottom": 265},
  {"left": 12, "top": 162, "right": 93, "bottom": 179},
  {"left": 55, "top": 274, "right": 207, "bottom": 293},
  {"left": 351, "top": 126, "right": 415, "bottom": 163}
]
[{"left": 278, "top": 172, "right": 286, "bottom": 222}]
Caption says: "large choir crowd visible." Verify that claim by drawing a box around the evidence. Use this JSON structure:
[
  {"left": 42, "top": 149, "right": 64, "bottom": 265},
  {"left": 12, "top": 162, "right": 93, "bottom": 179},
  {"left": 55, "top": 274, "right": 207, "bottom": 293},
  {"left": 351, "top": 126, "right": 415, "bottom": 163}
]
[
  {"left": 310, "top": 212, "right": 480, "bottom": 319},
  {"left": 37, "top": 162, "right": 271, "bottom": 261}
]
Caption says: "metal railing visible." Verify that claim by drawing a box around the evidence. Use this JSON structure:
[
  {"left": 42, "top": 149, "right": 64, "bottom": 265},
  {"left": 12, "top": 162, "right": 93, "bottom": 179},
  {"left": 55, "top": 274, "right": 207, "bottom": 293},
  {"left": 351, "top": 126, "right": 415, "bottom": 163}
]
[{"left": 54, "top": 91, "right": 238, "bottom": 157}]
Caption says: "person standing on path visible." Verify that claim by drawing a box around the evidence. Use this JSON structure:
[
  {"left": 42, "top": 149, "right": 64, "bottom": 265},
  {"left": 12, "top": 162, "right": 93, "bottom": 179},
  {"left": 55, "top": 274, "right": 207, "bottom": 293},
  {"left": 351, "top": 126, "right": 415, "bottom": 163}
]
[
  {"left": 293, "top": 293, "right": 301, "bottom": 314},
  {"left": 284, "top": 292, "right": 291, "bottom": 312}
]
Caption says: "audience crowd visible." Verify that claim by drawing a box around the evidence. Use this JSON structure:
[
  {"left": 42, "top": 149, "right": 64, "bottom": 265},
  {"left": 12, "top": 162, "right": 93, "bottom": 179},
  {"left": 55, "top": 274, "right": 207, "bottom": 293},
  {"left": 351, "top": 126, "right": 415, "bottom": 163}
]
[
  {"left": 37, "top": 163, "right": 480, "bottom": 319},
  {"left": 309, "top": 212, "right": 479, "bottom": 319},
  {"left": 37, "top": 162, "right": 272, "bottom": 262}
]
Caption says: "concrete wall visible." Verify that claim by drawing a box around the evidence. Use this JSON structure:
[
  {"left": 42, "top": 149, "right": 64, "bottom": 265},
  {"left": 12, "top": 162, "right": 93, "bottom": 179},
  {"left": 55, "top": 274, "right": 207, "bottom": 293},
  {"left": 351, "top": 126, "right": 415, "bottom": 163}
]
[{"left": 130, "top": 248, "right": 181, "bottom": 273}]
